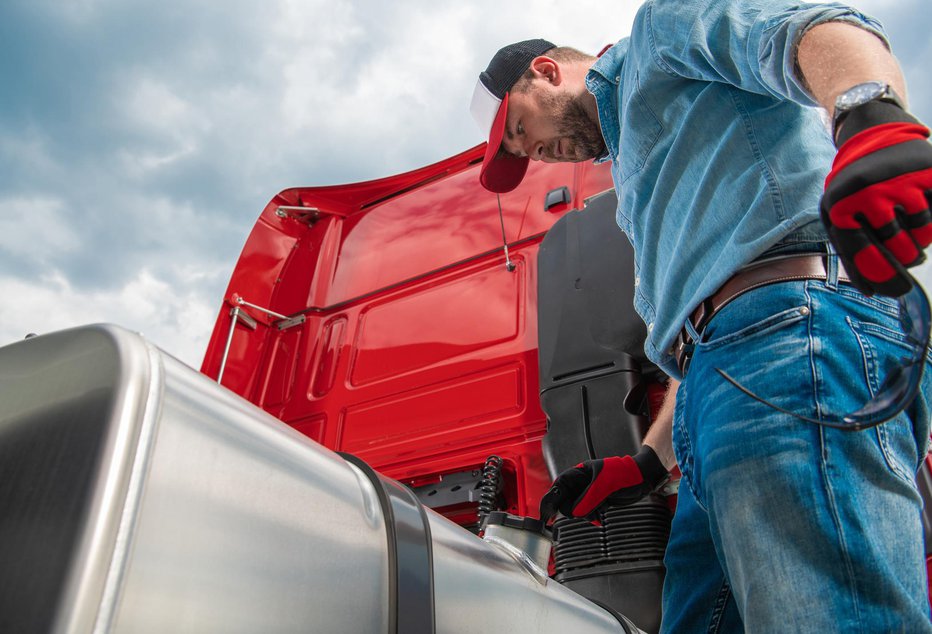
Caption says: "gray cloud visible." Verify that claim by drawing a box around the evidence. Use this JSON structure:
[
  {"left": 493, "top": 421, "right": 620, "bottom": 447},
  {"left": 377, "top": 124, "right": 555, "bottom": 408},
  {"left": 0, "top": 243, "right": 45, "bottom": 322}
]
[{"left": 1, "top": 0, "right": 929, "bottom": 364}]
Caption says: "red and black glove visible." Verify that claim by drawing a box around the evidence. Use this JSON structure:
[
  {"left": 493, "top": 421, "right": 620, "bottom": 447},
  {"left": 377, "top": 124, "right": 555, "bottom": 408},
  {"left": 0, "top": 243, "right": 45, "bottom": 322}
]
[
  {"left": 538, "top": 446, "right": 668, "bottom": 523},
  {"left": 821, "top": 100, "right": 932, "bottom": 297}
]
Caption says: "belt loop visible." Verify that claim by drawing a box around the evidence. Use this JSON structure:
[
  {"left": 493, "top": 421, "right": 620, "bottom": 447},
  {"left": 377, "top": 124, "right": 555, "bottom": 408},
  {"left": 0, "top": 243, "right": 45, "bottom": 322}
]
[
  {"left": 825, "top": 251, "right": 839, "bottom": 289},
  {"left": 684, "top": 316, "right": 702, "bottom": 342},
  {"left": 679, "top": 342, "right": 695, "bottom": 375}
]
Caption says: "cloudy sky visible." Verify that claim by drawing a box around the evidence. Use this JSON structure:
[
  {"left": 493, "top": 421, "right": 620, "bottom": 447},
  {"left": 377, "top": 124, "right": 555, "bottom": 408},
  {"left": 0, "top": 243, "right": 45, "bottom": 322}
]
[{"left": 1, "top": 0, "right": 929, "bottom": 367}]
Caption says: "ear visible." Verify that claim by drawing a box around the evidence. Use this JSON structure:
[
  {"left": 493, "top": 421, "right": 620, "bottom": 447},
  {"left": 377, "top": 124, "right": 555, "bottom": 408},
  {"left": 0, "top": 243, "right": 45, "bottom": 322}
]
[{"left": 529, "top": 56, "right": 562, "bottom": 86}]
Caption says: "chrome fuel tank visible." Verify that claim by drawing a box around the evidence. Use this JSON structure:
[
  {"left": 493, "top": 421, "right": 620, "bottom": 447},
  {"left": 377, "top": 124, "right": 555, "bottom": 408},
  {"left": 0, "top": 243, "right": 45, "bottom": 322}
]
[{"left": 0, "top": 325, "right": 631, "bottom": 633}]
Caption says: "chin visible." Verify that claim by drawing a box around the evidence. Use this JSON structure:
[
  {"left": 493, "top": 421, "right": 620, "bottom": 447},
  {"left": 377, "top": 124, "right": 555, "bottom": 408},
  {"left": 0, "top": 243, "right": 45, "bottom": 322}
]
[{"left": 570, "top": 151, "right": 596, "bottom": 162}]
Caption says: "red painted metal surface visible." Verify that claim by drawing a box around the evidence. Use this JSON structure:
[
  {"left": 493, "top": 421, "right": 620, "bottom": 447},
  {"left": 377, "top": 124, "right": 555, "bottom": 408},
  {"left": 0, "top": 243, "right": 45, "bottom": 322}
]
[{"left": 201, "top": 144, "right": 612, "bottom": 521}]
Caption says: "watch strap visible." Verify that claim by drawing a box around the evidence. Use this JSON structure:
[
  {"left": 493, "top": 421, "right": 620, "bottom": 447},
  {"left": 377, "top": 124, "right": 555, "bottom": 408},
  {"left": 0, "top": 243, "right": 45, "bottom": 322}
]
[{"left": 834, "top": 97, "right": 915, "bottom": 146}]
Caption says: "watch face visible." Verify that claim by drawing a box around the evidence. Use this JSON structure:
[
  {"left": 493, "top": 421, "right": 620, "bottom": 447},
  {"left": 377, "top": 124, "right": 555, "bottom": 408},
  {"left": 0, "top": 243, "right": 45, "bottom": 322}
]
[{"left": 836, "top": 81, "right": 887, "bottom": 111}]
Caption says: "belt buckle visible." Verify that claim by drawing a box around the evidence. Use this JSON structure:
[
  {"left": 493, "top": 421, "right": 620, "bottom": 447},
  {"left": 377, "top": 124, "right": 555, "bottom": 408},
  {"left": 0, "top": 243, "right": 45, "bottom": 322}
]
[
  {"left": 675, "top": 330, "right": 694, "bottom": 375},
  {"left": 677, "top": 298, "right": 714, "bottom": 375}
]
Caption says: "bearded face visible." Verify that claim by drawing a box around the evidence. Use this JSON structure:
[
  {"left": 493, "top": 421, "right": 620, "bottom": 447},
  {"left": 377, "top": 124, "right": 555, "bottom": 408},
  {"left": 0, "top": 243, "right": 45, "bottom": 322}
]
[
  {"left": 541, "top": 90, "right": 607, "bottom": 162},
  {"left": 499, "top": 77, "right": 606, "bottom": 164}
]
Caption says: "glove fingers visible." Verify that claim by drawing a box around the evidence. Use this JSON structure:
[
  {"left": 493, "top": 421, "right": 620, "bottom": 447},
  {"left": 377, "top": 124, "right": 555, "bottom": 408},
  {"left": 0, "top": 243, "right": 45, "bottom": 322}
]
[
  {"left": 570, "top": 469, "right": 607, "bottom": 518},
  {"left": 542, "top": 467, "right": 594, "bottom": 519},
  {"left": 887, "top": 172, "right": 932, "bottom": 259},
  {"left": 903, "top": 189, "right": 932, "bottom": 249},
  {"left": 538, "top": 489, "right": 561, "bottom": 524},
  {"left": 604, "top": 487, "right": 649, "bottom": 507},
  {"left": 571, "top": 456, "right": 643, "bottom": 517},
  {"left": 826, "top": 225, "right": 883, "bottom": 294},
  {"left": 879, "top": 209, "right": 923, "bottom": 268},
  {"left": 853, "top": 225, "right": 915, "bottom": 296},
  {"left": 828, "top": 224, "right": 913, "bottom": 297},
  {"left": 828, "top": 177, "right": 932, "bottom": 264},
  {"left": 893, "top": 204, "right": 930, "bottom": 266}
]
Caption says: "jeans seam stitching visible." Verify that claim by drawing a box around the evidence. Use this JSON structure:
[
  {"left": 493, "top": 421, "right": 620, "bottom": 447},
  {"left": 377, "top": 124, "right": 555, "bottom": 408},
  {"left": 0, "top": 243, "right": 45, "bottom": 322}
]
[
  {"left": 680, "top": 424, "right": 707, "bottom": 513},
  {"left": 805, "top": 283, "right": 823, "bottom": 421},
  {"left": 697, "top": 307, "right": 807, "bottom": 352},
  {"left": 847, "top": 316, "right": 875, "bottom": 404},
  {"left": 876, "top": 423, "right": 914, "bottom": 482},
  {"left": 676, "top": 380, "right": 708, "bottom": 513},
  {"left": 814, "top": 285, "right": 864, "bottom": 625},
  {"left": 853, "top": 320, "right": 919, "bottom": 484},
  {"left": 707, "top": 579, "right": 731, "bottom": 634},
  {"left": 819, "top": 425, "right": 865, "bottom": 626}
]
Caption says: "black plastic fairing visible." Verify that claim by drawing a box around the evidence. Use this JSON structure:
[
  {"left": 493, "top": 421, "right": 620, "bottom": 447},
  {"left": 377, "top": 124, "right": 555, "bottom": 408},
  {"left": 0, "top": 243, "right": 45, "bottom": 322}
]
[{"left": 537, "top": 191, "right": 662, "bottom": 475}]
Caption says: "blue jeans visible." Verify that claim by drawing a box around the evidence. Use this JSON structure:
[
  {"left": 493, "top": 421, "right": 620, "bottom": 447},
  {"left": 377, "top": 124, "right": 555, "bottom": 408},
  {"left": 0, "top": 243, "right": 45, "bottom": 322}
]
[{"left": 662, "top": 264, "right": 932, "bottom": 633}]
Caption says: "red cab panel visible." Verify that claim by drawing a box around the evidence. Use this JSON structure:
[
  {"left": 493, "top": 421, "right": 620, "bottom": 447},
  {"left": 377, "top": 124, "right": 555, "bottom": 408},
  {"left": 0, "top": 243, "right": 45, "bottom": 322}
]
[{"left": 201, "top": 144, "right": 613, "bottom": 522}]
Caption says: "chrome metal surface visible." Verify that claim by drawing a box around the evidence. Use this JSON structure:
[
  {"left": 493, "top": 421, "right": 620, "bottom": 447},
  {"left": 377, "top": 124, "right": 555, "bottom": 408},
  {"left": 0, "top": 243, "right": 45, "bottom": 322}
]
[
  {"left": 2, "top": 325, "right": 628, "bottom": 633},
  {"left": 0, "top": 326, "right": 160, "bottom": 634},
  {"left": 496, "top": 193, "right": 516, "bottom": 272},
  {"left": 482, "top": 534, "right": 550, "bottom": 585},
  {"left": 482, "top": 523, "right": 553, "bottom": 578},
  {"left": 342, "top": 456, "right": 437, "bottom": 633},
  {"left": 231, "top": 305, "right": 259, "bottom": 329},
  {"left": 483, "top": 523, "right": 552, "bottom": 573},
  {"left": 108, "top": 352, "right": 390, "bottom": 633},
  {"left": 235, "top": 297, "right": 289, "bottom": 320},
  {"left": 216, "top": 306, "right": 257, "bottom": 385},
  {"left": 276, "top": 314, "right": 306, "bottom": 330},
  {"left": 275, "top": 205, "right": 321, "bottom": 222},
  {"left": 430, "top": 514, "right": 625, "bottom": 633}
]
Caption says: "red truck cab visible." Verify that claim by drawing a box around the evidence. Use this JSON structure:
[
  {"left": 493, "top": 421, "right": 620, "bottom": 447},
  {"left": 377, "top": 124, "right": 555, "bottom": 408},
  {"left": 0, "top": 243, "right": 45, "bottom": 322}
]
[{"left": 200, "top": 145, "right": 620, "bottom": 521}]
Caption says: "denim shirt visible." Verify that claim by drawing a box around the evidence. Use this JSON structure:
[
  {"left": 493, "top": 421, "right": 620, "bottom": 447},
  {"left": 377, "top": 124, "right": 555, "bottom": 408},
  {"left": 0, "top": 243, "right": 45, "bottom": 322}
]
[{"left": 586, "top": 0, "right": 887, "bottom": 379}]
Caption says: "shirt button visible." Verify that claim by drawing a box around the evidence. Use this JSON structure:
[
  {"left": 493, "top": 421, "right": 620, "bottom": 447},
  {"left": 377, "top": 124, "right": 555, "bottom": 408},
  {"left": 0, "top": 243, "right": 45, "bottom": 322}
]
[
  {"left": 647, "top": 322, "right": 654, "bottom": 333},
  {"left": 615, "top": 76, "right": 620, "bottom": 82},
  {"left": 634, "top": 276, "right": 640, "bottom": 286}
]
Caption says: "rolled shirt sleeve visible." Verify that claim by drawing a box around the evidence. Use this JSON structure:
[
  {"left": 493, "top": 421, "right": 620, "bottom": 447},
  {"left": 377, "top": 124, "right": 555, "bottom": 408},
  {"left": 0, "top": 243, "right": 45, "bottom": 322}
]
[{"left": 642, "top": 0, "right": 889, "bottom": 107}]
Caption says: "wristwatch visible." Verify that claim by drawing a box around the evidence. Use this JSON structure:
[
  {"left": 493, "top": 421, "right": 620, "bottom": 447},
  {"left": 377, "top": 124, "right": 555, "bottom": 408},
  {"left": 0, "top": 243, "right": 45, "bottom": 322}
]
[{"left": 832, "top": 81, "right": 906, "bottom": 143}]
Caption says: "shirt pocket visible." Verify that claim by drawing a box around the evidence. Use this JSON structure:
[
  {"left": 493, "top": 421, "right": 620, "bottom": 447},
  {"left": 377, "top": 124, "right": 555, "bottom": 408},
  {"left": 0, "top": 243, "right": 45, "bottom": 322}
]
[{"left": 619, "top": 72, "right": 663, "bottom": 184}]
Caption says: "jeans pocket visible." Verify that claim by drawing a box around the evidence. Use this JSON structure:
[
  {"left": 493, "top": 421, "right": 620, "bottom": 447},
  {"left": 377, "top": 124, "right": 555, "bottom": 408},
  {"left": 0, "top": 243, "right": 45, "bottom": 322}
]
[
  {"left": 848, "top": 318, "right": 932, "bottom": 481},
  {"left": 697, "top": 304, "right": 810, "bottom": 353},
  {"left": 835, "top": 283, "right": 902, "bottom": 320}
]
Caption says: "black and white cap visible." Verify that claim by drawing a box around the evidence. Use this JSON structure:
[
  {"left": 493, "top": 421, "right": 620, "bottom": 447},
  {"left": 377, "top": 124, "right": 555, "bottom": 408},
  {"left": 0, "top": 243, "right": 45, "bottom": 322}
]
[{"left": 470, "top": 39, "right": 555, "bottom": 193}]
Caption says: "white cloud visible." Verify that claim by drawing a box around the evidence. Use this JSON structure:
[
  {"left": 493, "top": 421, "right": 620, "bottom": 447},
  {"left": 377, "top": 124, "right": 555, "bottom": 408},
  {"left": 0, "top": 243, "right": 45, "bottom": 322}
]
[
  {"left": 1, "top": 0, "right": 930, "bottom": 372},
  {"left": 0, "top": 129, "right": 62, "bottom": 182},
  {"left": 263, "top": 0, "right": 647, "bottom": 179},
  {"left": 0, "top": 196, "right": 79, "bottom": 259},
  {"left": 114, "top": 76, "right": 210, "bottom": 172},
  {"left": 119, "top": 144, "right": 198, "bottom": 174},
  {"left": 123, "top": 79, "right": 203, "bottom": 136},
  {"left": 0, "top": 267, "right": 216, "bottom": 367}
]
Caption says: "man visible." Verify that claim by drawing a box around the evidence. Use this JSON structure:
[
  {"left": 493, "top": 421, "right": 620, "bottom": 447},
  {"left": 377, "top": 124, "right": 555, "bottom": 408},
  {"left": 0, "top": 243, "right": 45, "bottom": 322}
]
[{"left": 470, "top": 1, "right": 932, "bottom": 631}]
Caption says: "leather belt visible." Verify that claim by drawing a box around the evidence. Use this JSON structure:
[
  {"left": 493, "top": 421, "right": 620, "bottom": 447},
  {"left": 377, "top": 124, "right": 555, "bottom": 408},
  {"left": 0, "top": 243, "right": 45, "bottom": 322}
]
[{"left": 674, "top": 254, "right": 850, "bottom": 374}]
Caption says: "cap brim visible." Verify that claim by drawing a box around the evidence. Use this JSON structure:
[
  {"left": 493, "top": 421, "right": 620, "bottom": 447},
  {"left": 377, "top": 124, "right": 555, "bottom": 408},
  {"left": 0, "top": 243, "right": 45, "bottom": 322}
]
[{"left": 479, "top": 93, "right": 529, "bottom": 193}]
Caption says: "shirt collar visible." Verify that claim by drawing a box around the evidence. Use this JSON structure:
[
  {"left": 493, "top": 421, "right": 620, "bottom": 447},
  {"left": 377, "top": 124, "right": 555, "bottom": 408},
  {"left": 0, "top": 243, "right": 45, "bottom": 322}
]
[{"left": 586, "top": 38, "right": 629, "bottom": 163}]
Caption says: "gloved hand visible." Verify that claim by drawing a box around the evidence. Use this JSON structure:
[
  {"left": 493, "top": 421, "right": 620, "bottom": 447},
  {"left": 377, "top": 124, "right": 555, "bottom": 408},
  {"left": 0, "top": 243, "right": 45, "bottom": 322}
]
[
  {"left": 821, "top": 101, "right": 932, "bottom": 297},
  {"left": 539, "top": 445, "right": 668, "bottom": 523}
]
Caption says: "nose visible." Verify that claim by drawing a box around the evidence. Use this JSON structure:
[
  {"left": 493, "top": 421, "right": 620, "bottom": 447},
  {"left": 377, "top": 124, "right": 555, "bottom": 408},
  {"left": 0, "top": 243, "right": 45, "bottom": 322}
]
[{"left": 526, "top": 140, "right": 545, "bottom": 161}]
